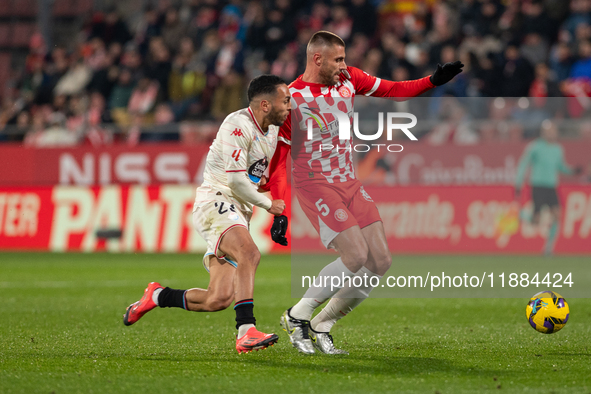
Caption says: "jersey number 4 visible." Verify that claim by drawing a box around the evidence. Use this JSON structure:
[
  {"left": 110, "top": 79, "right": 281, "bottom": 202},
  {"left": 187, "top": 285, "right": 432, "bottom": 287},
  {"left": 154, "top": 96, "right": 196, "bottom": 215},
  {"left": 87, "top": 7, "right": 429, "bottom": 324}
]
[{"left": 232, "top": 149, "right": 242, "bottom": 162}]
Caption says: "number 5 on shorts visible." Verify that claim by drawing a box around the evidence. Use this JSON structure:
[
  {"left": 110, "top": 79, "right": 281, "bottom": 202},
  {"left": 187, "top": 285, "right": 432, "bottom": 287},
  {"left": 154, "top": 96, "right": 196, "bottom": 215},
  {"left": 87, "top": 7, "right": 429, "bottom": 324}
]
[{"left": 315, "top": 198, "right": 329, "bottom": 216}]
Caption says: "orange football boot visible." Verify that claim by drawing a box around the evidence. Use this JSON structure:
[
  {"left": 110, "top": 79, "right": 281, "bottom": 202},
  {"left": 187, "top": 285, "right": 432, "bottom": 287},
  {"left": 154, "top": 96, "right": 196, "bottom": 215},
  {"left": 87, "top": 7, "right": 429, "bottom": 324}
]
[
  {"left": 236, "top": 327, "right": 279, "bottom": 353},
  {"left": 123, "top": 282, "right": 163, "bottom": 326}
]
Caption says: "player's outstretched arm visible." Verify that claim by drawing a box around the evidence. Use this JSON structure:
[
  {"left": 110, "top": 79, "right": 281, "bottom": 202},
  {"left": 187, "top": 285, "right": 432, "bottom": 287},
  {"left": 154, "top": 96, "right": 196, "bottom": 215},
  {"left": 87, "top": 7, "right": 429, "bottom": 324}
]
[{"left": 347, "top": 63, "right": 463, "bottom": 99}]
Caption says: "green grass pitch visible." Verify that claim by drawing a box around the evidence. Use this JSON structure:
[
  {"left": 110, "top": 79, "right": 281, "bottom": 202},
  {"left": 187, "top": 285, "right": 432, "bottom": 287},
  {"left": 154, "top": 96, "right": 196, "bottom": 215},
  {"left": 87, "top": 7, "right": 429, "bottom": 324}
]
[{"left": 1, "top": 252, "right": 590, "bottom": 393}]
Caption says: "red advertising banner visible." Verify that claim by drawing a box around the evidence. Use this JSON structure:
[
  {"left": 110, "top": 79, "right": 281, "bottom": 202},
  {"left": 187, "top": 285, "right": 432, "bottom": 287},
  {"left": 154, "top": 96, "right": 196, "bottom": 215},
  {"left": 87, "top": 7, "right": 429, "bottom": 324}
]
[
  {"left": 291, "top": 185, "right": 591, "bottom": 254},
  {"left": 0, "top": 144, "right": 210, "bottom": 186},
  {"left": 0, "top": 185, "right": 589, "bottom": 254},
  {"left": 0, "top": 185, "right": 288, "bottom": 254},
  {"left": 1, "top": 141, "right": 590, "bottom": 186}
]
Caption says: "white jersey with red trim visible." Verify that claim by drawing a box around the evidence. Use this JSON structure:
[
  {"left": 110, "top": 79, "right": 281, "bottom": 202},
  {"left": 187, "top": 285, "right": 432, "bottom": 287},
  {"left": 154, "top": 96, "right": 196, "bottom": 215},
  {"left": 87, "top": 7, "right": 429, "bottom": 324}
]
[{"left": 195, "top": 107, "right": 278, "bottom": 214}]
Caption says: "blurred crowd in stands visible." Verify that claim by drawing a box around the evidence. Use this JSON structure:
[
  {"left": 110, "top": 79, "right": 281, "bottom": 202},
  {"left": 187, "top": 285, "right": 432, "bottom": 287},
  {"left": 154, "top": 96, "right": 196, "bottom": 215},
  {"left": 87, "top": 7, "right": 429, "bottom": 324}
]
[{"left": 2, "top": 0, "right": 591, "bottom": 146}]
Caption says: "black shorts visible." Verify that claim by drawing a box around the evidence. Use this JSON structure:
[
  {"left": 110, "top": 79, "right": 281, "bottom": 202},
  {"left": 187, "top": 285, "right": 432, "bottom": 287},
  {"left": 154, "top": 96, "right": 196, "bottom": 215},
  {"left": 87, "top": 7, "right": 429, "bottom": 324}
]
[{"left": 532, "top": 186, "right": 560, "bottom": 214}]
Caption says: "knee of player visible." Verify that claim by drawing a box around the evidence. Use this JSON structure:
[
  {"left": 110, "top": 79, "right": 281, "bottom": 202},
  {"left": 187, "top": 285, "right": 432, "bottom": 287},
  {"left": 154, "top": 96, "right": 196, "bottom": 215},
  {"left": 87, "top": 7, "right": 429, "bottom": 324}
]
[
  {"left": 239, "top": 247, "right": 261, "bottom": 267},
  {"left": 343, "top": 248, "right": 368, "bottom": 272},
  {"left": 379, "top": 252, "right": 392, "bottom": 270}
]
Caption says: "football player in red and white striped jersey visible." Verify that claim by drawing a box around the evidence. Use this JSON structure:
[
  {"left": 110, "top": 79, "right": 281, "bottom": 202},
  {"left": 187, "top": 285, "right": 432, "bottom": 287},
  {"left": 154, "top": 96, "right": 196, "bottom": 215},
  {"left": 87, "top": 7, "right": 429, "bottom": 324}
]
[{"left": 265, "top": 31, "right": 463, "bottom": 354}]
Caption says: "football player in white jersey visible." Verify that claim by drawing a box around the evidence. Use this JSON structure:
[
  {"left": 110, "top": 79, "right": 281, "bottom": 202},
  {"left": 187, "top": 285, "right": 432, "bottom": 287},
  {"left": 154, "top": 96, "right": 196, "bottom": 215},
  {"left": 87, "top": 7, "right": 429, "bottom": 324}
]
[{"left": 123, "top": 75, "right": 291, "bottom": 354}]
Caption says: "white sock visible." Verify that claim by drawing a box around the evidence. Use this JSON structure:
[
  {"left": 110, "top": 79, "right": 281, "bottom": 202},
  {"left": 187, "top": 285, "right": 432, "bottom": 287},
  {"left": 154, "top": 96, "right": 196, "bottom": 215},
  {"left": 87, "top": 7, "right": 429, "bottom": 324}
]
[
  {"left": 311, "top": 267, "right": 382, "bottom": 332},
  {"left": 290, "top": 257, "right": 355, "bottom": 321},
  {"left": 152, "top": 288, "right": 163, "bottom": 306},
  {"left": 238, "top": 323, "right": 255, "bottom": 338}
]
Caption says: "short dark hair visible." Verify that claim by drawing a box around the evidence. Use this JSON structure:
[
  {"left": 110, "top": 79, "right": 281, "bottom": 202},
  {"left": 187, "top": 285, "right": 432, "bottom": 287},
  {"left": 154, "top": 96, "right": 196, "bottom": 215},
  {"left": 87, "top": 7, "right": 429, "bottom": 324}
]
[
  {"left": 308, "top": 31, "right": 345, "bottom": 49},
  {"left": 247, "top": 74, "right": 286, "bottom": 102}
]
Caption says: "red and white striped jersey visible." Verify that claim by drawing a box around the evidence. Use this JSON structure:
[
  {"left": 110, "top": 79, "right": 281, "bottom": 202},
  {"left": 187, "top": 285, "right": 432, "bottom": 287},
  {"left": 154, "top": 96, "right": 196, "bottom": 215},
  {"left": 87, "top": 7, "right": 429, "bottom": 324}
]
[
  {"left": 196, "top": 107, "right": 278, "bottom": 213},
  {"left": 266, "top": 66, "right": 434, "bottom": 199}
]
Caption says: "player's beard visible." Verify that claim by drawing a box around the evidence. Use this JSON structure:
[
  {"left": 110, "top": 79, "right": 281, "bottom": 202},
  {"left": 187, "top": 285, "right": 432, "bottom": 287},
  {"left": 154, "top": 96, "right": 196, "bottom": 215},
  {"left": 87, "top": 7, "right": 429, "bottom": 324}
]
[
  {"left": 319, "top": 66, "right": 338, "bottom": 86},
  {"left": 267, "top": 108, "right": 287, "bottom": 127}
]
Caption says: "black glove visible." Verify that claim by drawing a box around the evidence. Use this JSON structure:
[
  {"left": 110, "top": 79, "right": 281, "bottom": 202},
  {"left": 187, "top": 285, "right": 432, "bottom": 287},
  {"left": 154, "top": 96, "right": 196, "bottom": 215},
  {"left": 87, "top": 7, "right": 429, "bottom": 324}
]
[
  {"left": 270, "top": 215, "right": 288, "bottom": 246},
  {"left": 430, "top": 61, "right": 464, "bottom": 86}
]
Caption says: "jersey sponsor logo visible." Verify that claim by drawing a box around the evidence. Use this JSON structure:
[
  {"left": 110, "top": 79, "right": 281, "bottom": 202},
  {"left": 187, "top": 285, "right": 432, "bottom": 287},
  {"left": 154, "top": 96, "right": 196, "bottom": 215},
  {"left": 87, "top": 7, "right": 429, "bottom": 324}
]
[
  {"left": 334, "top": 208, "right": 348, "bottom": 222},
  {"left": 338, "top": 86, "right": 351, "bottom": 98},
  {"left": 302, "top": 106, "right": 329, "bottom": 133},
  {"left": 231, "top": 128, "right": 243, "bottom": 137},
  {"left": 360, "top": 186, "right": 373, "bottom": 202},
  {"left": 248, "top": 157, "right": 268, "bottom": 183}
]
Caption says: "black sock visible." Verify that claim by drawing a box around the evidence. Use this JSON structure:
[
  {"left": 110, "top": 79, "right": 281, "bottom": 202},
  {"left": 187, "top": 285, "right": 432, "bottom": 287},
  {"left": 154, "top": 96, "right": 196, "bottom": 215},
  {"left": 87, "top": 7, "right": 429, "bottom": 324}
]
[
  {"left": 234, "top": 299, "right": 256, "bottom": 330},
  {"left": 157, "top": 287, "right": 187, "bottom": 309}
]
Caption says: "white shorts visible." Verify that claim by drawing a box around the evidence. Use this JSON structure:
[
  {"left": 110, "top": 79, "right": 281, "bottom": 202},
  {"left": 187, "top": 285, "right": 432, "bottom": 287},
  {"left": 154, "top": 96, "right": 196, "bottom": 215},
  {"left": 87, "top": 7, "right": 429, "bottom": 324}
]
[{"left": 192, "top": 189, "right": 250, "bottom": 272}]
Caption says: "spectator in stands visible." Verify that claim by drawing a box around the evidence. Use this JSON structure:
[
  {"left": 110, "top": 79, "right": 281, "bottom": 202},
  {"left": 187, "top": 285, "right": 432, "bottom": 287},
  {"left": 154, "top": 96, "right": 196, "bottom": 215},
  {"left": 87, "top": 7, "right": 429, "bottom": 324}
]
[
  {"left": 550, "top": 42, "right": 574, "bottom": 81},
  {"left": 90, "top": 8, "right": 132, "bottom": 46},
  {"left": 570, "top": 39, "right": 591, "bottom": 78},
  {"left": 20, "top": 56, "right": 45, "bottom": 103},
  {"left": 262, "top": 8, "right": 294, "bottom": 62},
  {"left": 219, "top": 4, "right": 246, "bottom": 43},
  {"left": 561, "top": 0, "right": 591, "bottom": 38},
  {"left": 109, "top": 68, "right": 135, "bottom": 126},
  {"left": 10, "top": 110, "right": 30, "bottom": 142},
  {"left": 270, "top": 47, "right": 298, "bottom": 83},
  {"left": 54, "top": 58, "right": 92, "bottom": 97},
  {"left": 530, "top": 63, "right": 562, "bottom": 100},
  {"left": 168, "top": 37, "right": 206, "bottom": 119},
  {"left": 501, "top": 44, "right": 535, "bottom": 97},
  {"left": 210, "top": 69, "right": 243, "bottom": 121},
  {"left": 521, "top": 33, "right": 550, "bottom": 67},
  {"left": 140, "top": 103, "right": 179, "bottom": 143},
  {"left": 84, "top": 38, "right": 109, "bottom": 71},
  {"left": 26, "top": 112, "right": 78, "bottom": 147},
  {"left": 34, "top": 47, "right": 69, "bottom": 105},
  {"left": 23, "top": 110, "right": 48, "bottom": 146},
  {"left": 473, "top": 0, "right": 500, "bottom": 37},
  {"left": 86, "top": 46, "right": 117, "bottom": 99},
  {"left": 187, "top": 6, "right": 218, "bottom": 49},
  {"left": 379, "top": 34, "right": 416, "bottom": 79},
  {"left": 427, "top": 98, "right": 479, "bottom": 145},
  {"left": 128, "top": 76, "right": 159, "bottom": 117},
  {"left": 244, "top": 1, "right": 266, "bottom": 52},
  {"left": 350, "top": 0, "right": 377, "bottom": 39},
  {"left": 360, "top": 48, "right": 383, "bottom": 79},
  {"left": 145, "top": 37, "right": 172, "bottom": 101},
  {"left": 214, "top": 35, "right": 244, "bottom": 78},
  {"left": 326, "top": 5, "right": 353, "bottom": 43},
  {"left": 521, "top": 0, "right": 558, "bottom": 42},
  {"left": 5, "top": 0, "right": 591, "bottom": 147},
  {"left": 161, "top": 7, "right": 187, "bottom": 54}
]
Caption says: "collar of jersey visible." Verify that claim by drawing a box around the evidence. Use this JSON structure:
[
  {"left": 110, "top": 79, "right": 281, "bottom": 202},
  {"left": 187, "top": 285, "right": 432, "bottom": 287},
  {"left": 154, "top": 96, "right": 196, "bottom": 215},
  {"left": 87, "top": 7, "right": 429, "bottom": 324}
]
[
  {"left": 247, "top": 107, "right": 268, "bottom": 136},
  {"left": 295, "top": 74, "right": 346, "bottom": 88}
]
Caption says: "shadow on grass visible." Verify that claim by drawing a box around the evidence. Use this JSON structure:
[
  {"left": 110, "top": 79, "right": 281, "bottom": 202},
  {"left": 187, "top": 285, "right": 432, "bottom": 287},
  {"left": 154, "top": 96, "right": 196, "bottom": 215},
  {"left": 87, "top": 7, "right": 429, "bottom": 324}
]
[
  {"left": 135, "top": 351, "right": 504, "bottom": 379},
  {"left": 237, "top": 355, "right": 504, "bottom": 377}
]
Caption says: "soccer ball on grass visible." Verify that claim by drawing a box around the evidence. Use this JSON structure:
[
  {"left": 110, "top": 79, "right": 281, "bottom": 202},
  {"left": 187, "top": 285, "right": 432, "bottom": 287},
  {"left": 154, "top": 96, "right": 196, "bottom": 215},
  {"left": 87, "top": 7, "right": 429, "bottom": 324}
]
[{"left": 526, "top": 291, "right": 569, "bottom": 334}]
